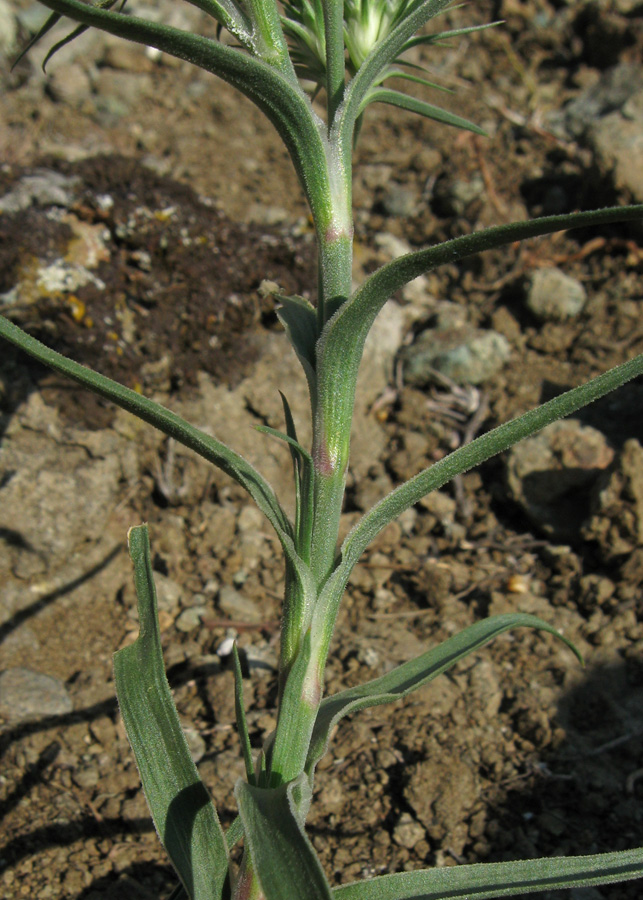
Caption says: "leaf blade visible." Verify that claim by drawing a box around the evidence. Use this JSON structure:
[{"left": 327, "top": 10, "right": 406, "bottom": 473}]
[
  {"left": 236, "top": 777, "right": 333, "bottom": 900},
  {"left": 307, "top": 613, "right": 580, "bottom": 772},
  {"left": 337, "top": 352, "right": 643, "bottom": 584},
  {"left": 27, "top": 0, "right": 335, "bottom": 235},
  {"left": 332, "top": 847, "right": 643, "bottom": 900},
  {"left": 0, "top": 315, "right": 302, "bottom": 558},
  {"left": 361, "top": 87, "right": 486, "bottom": 135},
  {"left": 114, "top": 525, "right": 229, "bottom": 900}
]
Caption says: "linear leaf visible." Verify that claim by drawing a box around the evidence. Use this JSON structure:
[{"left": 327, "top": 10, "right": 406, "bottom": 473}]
[
  {"left": 236, "top": 777, "right": 333, "bottom": 900},
  {"left": 402, "top": 20, "right": 503, "bottom": 51},
  {"left": 12, "top": 0, "right": 127, "bottom": 71},
  {"left": 306, "top": 614, "right": 580, "bottom": 772},
  {"left": 232, "top": 644, "right": 256, "bottom": 786},
  {"left": 332, "top": 847, "right": 643, "bottom": 900},
  {"left": 0, "top": 317, "right": 288, "bottom": 529},
  {"left": 276, "top": 293, "right": 318, "bottom": 393},
  {"left": 336, "top": 352, "right": 643, "bottom": 585},
  {"left": 28, "top": 0, "right": 334, "bottom": 232},
  {"left": 314, "top": 206, "right": 643, "bottom": 521},
  {"left": 11, "top": 10, "right": 62, "bottom": 69},
  {"left": 360, "top": 87, "right": 486, "bottom": 134},
  {"left": 342, "top": 205, "right": 643, "bottom": 334},
  {"left": 114, "top": 525, "right": 229, "bottom": 900},
  {"left": 0, "top": 317, "right": 319, "bottom": 606}
]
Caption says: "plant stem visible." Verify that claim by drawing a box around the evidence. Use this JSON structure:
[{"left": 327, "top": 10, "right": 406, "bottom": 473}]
[
  {"left": 322, "top": 0, "right": 346, "bottom": 126},
  {"left": 310, "top": 147, "right": 354, "bottom": 587}
]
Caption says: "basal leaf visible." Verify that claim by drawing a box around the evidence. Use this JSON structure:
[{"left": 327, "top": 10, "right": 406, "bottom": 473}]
[
  {"left": 236, "top": 777, "right": 333, "bottom": 900},
  {"left": 332, "top": 847, "right": 643, "bottom": 900},
  {"left": 114, "top": 525, "right": 229, "bottom": 900}
]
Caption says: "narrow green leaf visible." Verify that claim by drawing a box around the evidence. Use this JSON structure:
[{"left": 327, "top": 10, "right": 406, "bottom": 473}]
[
  {"left": 360, "top": 87, "right": 486, "bottom": 134},
  {"left": 12, "top": 0, "right": 127, "bottom": 71},
  {"left": 114, "top": 525, "right": 229, "bottom": 900},
  {"left": 336, "top": 352, "right": 643, "bottom": 586},
  {"left": 375, "top": 64, "right": 453, "bottom": 93},
  {"left": 236, "top": 777, "right": 333, "bottom": 900},
  {"left": 0, "top": 316, "right": 306, "bottom": 566},
  {"left": 232, "top": 644, "right": 256, "bottom": 786},
  {"left": 0, "top": 316, "right": 321, "bottom": 662},
  {"left": 402, "top": 20, "right": 503, "bottom": 51},
  {"left": 276, "top": 292, "right": 319, "bottom": 401},
  {"left": 279, "top": 391, "right": 315, "bottom": 564},
  {"left": 11, "top": 10, "right": 62, "bottom": 70},
  {"left": 255, "top": 424, "right": 313, "bottom": 468},
  {"left": 280, "top": 390, "right": 302, "bottom": 452},
  {"left": 315, "top": 354, "right": 643, "bottom": 649},
  {"left": 306, "top": 613, "right": 580, "bottom": 772},
  {"left": 314, "top": 206, "right": 643, "bottom": 522},
  {"left": 26, "top": 0, "right": 335, "bottom": 235},
  {"left": 332, "top": 847, "right": 643, "bottom": 900},
  {"left": 343, "top": 205, "right": 643, "bottom": 333}
]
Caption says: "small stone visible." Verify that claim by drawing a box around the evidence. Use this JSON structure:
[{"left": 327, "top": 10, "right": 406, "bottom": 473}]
[
  {"left": 102, "top": 42, "right": 155, "bottom": 73},
  {"left": 45, "top": 63, "right": 93, "bottom": 107},
  {"left": 154, "top": 573, "right": 183, "bottom": 613},
  {"left": 506, "top": 419, "right": 615, "bottom": 540},
  {"left": 552, "top": 62, "right": 643, "bottom": 140},
  {"left": 0, "top": 668, "right": 72, "bottom": 722},
  {"left": 433, "top": 174, "right": 484, "bottom": 216},
  {"left": 526, "top": 267, "right": 587, "bottom": 321},
  {"left": 218, "top": 585, "right": 263, "bottom": 623},
  {"left": 175, "top": 606, "right": 206, "bottom": 632},
  {"left": 72, "top": 764, "right": 100, "bottom": 790},
  {"left": 402, "top": 325, "right": 511, "bottom": 386},
  {"left": 0, "top": 170, "right": 81, "bottom": 214},
  {"left": 393, "top": 812, "right": 427, "bottom": 849},
  {"left": 590, "top": 88, "right": 643, "bottom": 202},
  {"left": 381, "top": 182, "right": 418, "bottom": 217}
]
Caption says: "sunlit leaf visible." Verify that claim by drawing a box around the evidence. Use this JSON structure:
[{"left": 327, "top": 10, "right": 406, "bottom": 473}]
[
  {"left": 333, "top": 847, "right": 643, "bottom": 899},
  {"left": 236, "top": 776, "right": 333, "bottom": 900},
  {"left": 306, "top": 613, "right": 581, "bottom": 771},
  {"left": 114, "top": 525, "right": 229, "bottom": 900}
]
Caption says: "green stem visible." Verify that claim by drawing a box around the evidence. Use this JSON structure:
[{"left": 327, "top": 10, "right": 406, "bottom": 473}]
[
  {"left": 322, "top": 0, "right": 346, "bottom": 126},
  {"left": 245, "top": 0, "right": 297, "bottom": 81},
  {"left": 310, "top": 148, "right": 354, "bottom": 587}
]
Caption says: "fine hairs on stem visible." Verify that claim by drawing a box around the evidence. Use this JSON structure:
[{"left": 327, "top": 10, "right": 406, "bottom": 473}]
[{"left": 2, "top": 2, "right": 643, "bottom": 899}]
